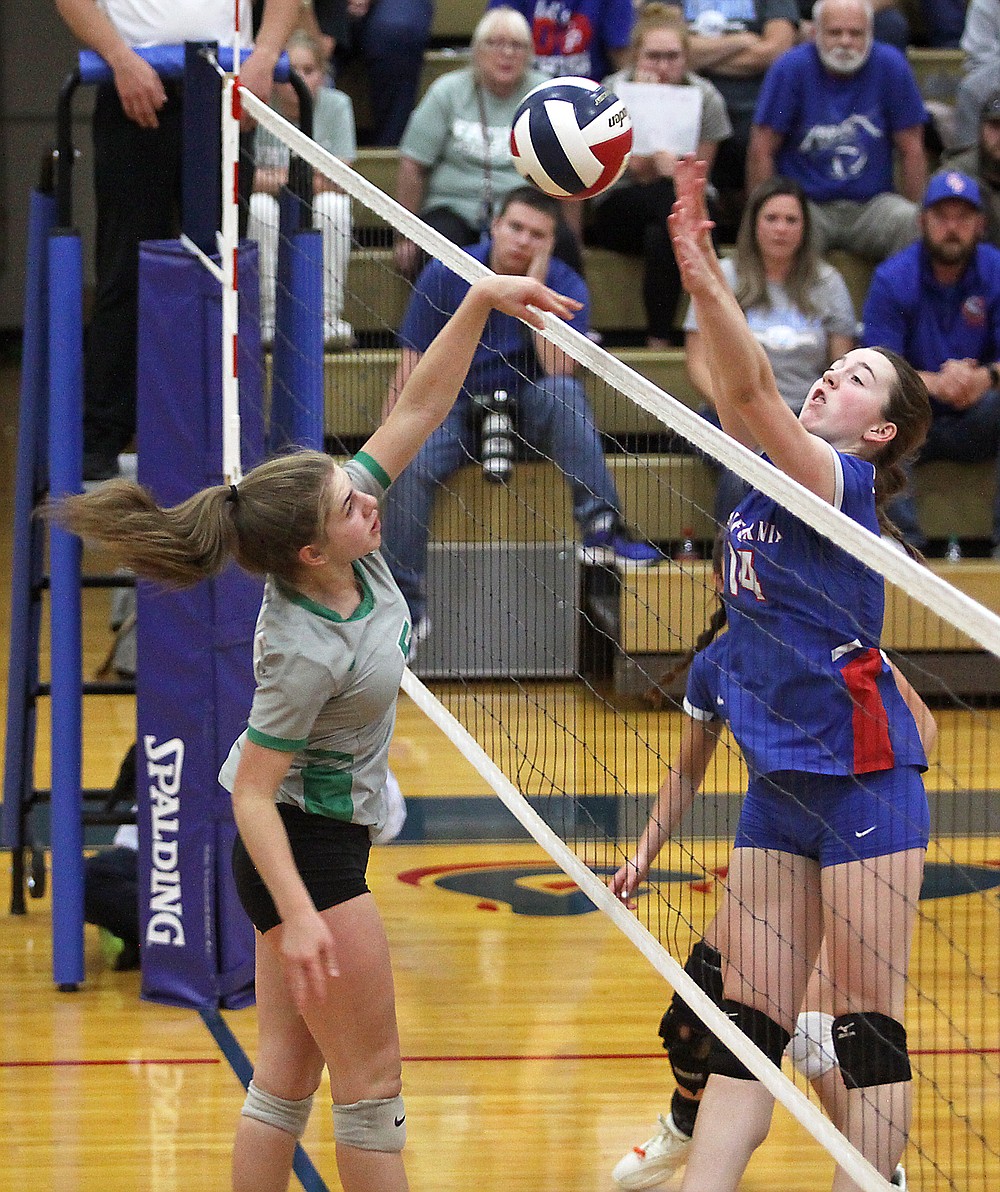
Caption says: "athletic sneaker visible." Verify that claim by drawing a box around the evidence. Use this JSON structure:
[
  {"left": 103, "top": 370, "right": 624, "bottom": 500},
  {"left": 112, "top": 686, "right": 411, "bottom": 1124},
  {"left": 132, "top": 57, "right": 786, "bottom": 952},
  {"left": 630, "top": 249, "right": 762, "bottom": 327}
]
[
  {"left": 406, "top": 617, "right": 431, "bottom": 663},
  {"left": 98, "top": 927, "right": 140, "bottom": 972},
  {"left": 891, "top": 1165, "right": 906, "bottom": 1190},
  {"left": 579, "top": 526, "right": 665, "bottom": 569},
  {"left": 324, "top": 319, "right": 354, "bottom": 347},
  {"left": 612, "top": 1113, "right": 692, "bottom": 1189}
]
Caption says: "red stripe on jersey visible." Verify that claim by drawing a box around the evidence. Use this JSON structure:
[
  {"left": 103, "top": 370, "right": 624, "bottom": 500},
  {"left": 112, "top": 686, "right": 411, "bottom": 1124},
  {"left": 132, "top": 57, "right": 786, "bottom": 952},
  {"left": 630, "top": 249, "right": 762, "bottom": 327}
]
[{"left": 841, "top": 648, "right": 895, "bottom": 773}]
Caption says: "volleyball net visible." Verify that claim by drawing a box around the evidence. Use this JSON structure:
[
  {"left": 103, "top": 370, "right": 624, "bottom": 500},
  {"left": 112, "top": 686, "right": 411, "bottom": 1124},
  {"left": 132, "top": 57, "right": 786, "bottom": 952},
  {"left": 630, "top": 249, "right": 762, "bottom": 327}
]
[{"left": 236, "top": 91, "right": 999, "bottom": 1192}]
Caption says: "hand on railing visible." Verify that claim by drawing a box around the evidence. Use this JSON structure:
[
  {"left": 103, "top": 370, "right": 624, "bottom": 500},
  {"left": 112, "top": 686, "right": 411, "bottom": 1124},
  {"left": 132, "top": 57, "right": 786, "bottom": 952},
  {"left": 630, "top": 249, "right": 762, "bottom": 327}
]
[{"left": 77, "top": 45, "right": 290, "bottom": 87}]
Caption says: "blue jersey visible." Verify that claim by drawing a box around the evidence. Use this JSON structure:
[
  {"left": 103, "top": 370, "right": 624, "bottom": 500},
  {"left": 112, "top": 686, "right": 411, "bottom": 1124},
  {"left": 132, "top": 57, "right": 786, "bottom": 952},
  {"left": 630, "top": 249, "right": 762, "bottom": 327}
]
[
  {"left": 490, "top": 0, "right": 635, "bottom": 82},
  {"left": 683, "top": 632, "right": 756, "bottom": 763},
  {"left": 719, "top": 449, "right": 926, "bottom": 778},
  {"left": 862, "top": 240, "right": 1000, "bottom": 416},
  {"left": 753, "top": 42, "right": 926, "bottom": 203},
  {"left": 398, "top": 241, "right": 590, "bottom": 396}
]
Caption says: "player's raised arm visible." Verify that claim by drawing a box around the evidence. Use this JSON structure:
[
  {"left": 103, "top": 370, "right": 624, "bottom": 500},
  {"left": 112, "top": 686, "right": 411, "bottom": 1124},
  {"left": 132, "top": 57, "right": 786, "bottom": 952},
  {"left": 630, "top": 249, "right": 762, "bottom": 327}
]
[
  {"left": 610, "top": 715, "right": 722, "bottom": 907},
  {"left": 668, "top": 157, "right": 842, "bottom": 502},
  {"left": 361, "top": 274, "right": 581, "bottom": 482}
]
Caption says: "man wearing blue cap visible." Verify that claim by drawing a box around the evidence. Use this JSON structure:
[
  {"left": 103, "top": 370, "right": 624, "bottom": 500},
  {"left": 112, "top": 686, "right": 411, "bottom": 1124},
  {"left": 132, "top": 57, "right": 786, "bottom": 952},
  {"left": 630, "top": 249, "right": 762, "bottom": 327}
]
[{"left": 862, "top": 169, "right": 1000, "bottom": 556}]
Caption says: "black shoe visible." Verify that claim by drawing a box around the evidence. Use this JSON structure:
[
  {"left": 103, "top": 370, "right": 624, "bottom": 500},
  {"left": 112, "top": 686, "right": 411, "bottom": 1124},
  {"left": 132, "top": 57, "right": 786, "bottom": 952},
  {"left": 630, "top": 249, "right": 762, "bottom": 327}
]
[{"left": 82, "top": 450, "right": 120, "bottom": 482}]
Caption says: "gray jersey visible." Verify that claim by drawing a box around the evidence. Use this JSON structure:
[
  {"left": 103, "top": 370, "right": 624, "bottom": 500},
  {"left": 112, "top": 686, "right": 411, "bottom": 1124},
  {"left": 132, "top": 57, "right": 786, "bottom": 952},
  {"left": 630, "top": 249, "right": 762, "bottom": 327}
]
[{"left": 219, "top": 454, "right": 411, "bottom": 836}]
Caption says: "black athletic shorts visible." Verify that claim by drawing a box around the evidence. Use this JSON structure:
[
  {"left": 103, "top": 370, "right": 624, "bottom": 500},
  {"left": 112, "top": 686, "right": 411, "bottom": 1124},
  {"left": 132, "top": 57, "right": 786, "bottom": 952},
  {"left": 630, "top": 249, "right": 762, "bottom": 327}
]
[{"left": 232, "top": 802, "right": 371, "bottom": 934}]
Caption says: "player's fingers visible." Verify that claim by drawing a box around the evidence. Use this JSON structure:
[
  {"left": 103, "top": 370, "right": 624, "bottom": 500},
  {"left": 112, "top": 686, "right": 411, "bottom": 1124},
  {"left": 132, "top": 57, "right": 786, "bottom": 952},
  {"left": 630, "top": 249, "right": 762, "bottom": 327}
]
[
  {"left": 302, "top": 955, "right": 330, "bottom": 1005},
  {"left": 320, "top": 937, "right": 339, "bottom": 979}
]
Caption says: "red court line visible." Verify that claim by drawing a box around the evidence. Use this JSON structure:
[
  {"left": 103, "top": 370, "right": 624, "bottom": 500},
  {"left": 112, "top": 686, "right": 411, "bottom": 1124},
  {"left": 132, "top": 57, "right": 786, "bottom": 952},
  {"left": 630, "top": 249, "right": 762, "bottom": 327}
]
[
  {"left": 402, "top": 1047, "right": 1000, "bottom": 1062},
  {"left": 7, "top": 1045, "right": 997, "bottom": 1070},
  {"left": 1, "top": 1057, "right": 221, "bottom": 1068}
]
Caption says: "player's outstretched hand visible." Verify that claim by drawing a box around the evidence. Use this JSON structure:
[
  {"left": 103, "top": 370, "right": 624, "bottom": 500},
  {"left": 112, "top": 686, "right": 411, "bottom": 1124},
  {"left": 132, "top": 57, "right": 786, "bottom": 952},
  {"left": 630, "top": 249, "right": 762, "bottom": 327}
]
[
  {"left": 668, "top": 156, "right": 721, "bottom": 300},
  {"left": 474, "top": 275, "right": 583, "bottom": 331}
]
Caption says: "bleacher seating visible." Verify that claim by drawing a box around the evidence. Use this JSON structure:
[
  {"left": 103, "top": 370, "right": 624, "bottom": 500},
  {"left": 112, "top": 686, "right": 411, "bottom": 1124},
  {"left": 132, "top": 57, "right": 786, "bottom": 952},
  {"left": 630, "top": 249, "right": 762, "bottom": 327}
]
[
  {"left": 324, "top": 346, "right": 702, "bottom": 442},
  {"left": 431, "top": 0, "right": 486, "bottom": 42},
  {"left": 317, "top": 32, "right": 999, "bottom": 692},
  {"left": 616, "top": 557, "right": 1000, "bottom": 699}
]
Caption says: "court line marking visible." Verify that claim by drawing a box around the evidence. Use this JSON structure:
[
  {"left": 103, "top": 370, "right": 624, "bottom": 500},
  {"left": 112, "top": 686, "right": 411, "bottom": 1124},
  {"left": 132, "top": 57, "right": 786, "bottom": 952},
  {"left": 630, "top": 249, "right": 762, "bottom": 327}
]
[
  {"left": 199, "top": 1009, "right": 331, "bottom": 1192},
  {"left": 5, "top": 1044, "right": 996, "bottom": 1070},
  {"left": 400, "top": 1047, "right": 1000, "bottom": 1062},
  {"left": 0, "top": 1057, "right": 220, "bottom": 1067}
]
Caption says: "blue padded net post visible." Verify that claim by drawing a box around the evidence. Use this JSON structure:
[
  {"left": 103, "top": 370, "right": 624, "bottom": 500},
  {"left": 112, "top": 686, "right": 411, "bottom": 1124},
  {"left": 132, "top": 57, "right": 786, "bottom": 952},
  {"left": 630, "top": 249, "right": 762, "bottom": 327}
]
[
  {"left": 271, "top": 221, "right": 324, "bottom": 452},
  {"left": 47, "top": 228, "right": 85, "bottom": 989}
]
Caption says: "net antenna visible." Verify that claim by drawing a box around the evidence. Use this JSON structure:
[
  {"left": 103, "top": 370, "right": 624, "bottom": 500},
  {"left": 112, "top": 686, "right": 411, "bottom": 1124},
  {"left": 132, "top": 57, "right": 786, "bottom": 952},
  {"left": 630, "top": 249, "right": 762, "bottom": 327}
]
[
  {"left": 220, "top": 4, "right": 243, "bottom": 484},
  {"left": 240, "top": 93, "right": 1000, "bottom": 1192},
  {"left": 177, "top": 39, "right": 243, "bottom": 483}
]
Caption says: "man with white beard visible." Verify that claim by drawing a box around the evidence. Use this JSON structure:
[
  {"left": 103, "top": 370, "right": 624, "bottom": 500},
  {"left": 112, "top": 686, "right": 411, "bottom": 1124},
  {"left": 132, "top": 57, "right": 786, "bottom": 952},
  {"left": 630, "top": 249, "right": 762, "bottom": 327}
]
[{"left": 746, "top": 0, "right": 927, "bottom": 263}]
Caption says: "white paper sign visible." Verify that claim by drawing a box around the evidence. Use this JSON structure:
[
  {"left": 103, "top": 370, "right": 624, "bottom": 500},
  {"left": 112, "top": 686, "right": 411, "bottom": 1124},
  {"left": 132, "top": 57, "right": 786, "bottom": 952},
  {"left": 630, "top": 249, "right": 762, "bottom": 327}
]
[{"left": 613, "top": 81, "right": 704, "bottom": 157}]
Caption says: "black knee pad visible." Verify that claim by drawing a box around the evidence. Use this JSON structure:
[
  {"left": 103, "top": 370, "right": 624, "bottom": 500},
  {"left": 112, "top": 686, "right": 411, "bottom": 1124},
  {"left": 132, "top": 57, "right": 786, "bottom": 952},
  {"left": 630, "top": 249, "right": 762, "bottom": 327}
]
[
  {"left": 658, "top": 942, "right": 723, "bottom": 1097},
  {"left": 833, "top": 1012, "right": 911, "bottom": 1088},
  {"left": 708, "top": 1001, "right": 791, "bottom": 1081}
]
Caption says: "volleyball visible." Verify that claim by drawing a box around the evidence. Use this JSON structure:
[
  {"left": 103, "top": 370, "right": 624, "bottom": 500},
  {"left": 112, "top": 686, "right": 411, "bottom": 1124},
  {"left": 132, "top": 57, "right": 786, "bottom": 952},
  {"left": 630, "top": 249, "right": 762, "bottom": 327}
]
[{"left": 510, "top": 76, "right": 632, "bottom": 201}]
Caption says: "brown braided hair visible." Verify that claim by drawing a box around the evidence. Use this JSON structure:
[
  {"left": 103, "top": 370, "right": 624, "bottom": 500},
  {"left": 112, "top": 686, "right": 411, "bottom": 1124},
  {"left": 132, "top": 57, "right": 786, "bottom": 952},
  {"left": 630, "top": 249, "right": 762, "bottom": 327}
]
[{"left": 645, "top": 530, "right": 727, "bottom": 709}]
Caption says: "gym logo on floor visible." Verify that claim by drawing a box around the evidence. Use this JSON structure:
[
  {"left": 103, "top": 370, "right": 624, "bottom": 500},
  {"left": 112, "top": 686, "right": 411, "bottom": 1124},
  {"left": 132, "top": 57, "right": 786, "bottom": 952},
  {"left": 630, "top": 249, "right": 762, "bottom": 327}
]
[
  {"left": 396, "top": 859, "right": 1000, "bottom": 917},
  {"left": 397, "top": 860, "right": 713, "bottom": 916}
]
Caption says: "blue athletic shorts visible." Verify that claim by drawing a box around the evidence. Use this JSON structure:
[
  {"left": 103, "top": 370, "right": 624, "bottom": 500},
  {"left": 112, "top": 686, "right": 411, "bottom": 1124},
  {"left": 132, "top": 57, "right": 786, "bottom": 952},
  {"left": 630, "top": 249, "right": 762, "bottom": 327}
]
[{"left": 734, "top": 766, "right": 929, "bottom": 867}]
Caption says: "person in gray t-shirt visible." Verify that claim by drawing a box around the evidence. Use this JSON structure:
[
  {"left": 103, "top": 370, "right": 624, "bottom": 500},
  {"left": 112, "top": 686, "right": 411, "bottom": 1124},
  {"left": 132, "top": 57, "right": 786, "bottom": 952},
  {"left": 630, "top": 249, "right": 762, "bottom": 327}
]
[
  {"left": 50, "top": 270, "right": 583, "bottom": 1192},
  {"left": 590, "top": 4, "right": 733, "bottom": 346},
  {"left": 394, "top": 6, "right": 582, "bottom": 277}
]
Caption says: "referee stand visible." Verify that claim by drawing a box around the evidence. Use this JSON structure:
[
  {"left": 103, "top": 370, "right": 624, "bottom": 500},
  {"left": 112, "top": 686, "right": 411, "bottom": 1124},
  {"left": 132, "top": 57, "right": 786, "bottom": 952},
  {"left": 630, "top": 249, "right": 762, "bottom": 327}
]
[{"left": 2, "top": 41, "right": 322, "bottom": 1004}]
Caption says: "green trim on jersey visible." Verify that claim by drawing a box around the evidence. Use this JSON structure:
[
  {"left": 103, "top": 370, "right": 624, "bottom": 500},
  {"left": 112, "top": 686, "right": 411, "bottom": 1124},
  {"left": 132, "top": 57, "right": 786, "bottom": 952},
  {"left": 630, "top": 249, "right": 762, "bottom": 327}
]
[
  {"left": 279, "top": 565, "right": 374, "bottom": 623},
  {"left": 301, "top": 748, "right": 355, "bottom": 820},
  {"left": 354, "top": 449, "right": 391, "bottom": 492},
  {"left": 247, "top": 726, "right": 308, "bottom": 752}
]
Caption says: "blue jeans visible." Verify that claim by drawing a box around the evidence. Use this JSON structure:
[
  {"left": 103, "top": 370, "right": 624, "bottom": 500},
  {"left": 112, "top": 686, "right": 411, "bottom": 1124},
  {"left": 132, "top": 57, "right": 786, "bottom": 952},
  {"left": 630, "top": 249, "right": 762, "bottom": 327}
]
[
  {"left": 356, "top": 0, "right": 432, "bottom": 146},
  {"left": 889, "top": 391, "right": 1000, "bottom": 548},
  {"left": 381, "top": 374, "right": 621, "bottom": 623}
]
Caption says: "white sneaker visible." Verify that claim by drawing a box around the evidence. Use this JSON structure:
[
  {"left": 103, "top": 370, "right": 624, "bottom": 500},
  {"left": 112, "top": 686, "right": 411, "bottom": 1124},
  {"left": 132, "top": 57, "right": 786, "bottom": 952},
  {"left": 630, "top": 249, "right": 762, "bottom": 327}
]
[
  {"left": 371, "top": 769, "right": 407, "bottom": 845},
  {"left": 406, "top": 617, "right": 431, "bottom": 663},
  {"left": 612, "top": 1113, "right": 692, "bottom": 1190},
  {"left": 891, "top": 1165, "right": 906, "bottom": 1190},
  {"left": 323, "top": 319, "right": 354, "bottom": 346}
]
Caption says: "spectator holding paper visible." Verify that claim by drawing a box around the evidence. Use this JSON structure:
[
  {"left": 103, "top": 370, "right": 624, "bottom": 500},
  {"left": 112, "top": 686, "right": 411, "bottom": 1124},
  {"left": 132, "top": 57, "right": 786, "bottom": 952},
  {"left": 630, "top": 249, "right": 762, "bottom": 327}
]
[{"left": 588, "top": 4, "right": 732, "bottom": 346}]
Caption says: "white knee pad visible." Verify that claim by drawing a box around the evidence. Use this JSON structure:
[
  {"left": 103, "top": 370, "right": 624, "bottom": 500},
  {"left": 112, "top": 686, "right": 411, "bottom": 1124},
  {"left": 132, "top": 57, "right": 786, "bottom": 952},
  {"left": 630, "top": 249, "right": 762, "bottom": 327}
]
[
  {"left": 241, "top": 1079, "right": 314, "bottom": 1139},
  {"left": 332, "top": 1094, "right": 406, "bottom": 1152},
  {"left": 786, "top": 1011, "right": 837, "bottom": 1081}
]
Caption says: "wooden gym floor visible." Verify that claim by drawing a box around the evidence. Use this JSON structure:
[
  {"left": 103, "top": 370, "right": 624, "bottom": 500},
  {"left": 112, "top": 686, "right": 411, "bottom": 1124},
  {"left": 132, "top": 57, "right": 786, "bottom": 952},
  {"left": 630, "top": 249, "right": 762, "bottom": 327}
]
[{"left": 1, "top": 361, "right": 997, "bottom": 1191}]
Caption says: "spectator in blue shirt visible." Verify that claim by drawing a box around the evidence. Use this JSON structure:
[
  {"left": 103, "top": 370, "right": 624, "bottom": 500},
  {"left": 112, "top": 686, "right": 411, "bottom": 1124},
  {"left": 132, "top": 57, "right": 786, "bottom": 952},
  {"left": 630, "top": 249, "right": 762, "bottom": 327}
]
[
  {"left": 491, "top": 0, "right": 635, "bottom": 82},
  {"left": 797, "top": 0, "right": 910, "bottom": 50},
  {"left": 862, "top": 170, "right": 1000, "bottom": 556},
  {"left": 747, "top": 0, "right": 927, "bottom": 264},
  {"left": 380, "top": 187, "right": 663, "bottom": 639}
]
